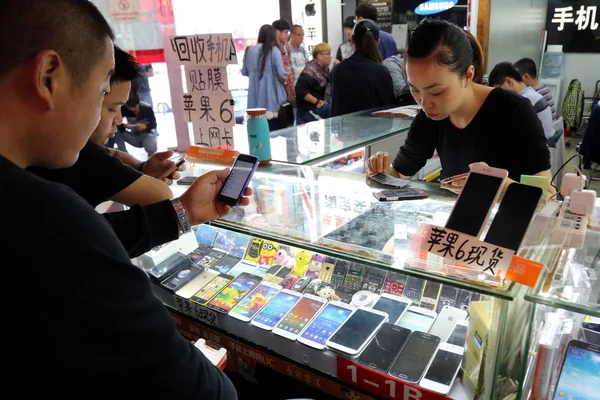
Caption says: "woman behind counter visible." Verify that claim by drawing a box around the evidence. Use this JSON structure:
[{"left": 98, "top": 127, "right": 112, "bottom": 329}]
[
  {"left": 295, "top": 42, "right": 332, "bottom": 123},
  {"left": 367, "top": 19, "right": 553, "bottom": 196},
  {"left": 242, "top": 24, "right": 288, "bottom": 131},
  {"left": 331, "top": 19, "right": 394, "bottom": 117}
]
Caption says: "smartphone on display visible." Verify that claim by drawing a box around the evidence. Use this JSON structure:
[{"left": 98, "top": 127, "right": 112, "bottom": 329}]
[
  {"left": 251, "top": 289, "right": 303, "bottom": 331},
  {"left": 484, "top": 183, "right": 543, "bottom": 251},
  {"left": 227, "top": 261, "right": 258, "bottom": 277},
  {"left": 319, "top": 257, "right": 337, "bottom": 283},
  {"left": 389, "top": 331, "right": 441, "bottom": 383},
  {"left": 198, "top": 250, "right": 226, "bottom": 269},
  {"left": 206, "top": 273, "right": 262, "bottom": 314},
  {"left": 419, "top": 281, "right": 441, "bottom": 311},
  {"left": 159, "top": 154, "right": 186, "bottom": 180},
  {"left": 397, "top": 306, "right": 438, "bottom": 333},
  {"left": 326, "top": 307, "right": 389, "bottom": 356},
  {"left": 446, "top": 319, "right": 469, "bottom": 347},
  {"left": 373, "top": 188, "right": 428, "bottom": 202},
  {"left": 217, "top": 154, "right": 260, "bottom": 207},
  {"left": 403, "top": 277, "right": 425, "bottom": 304},
  {"left": 262, "top": 265, "right": 283, "bottom": 282},
  {"left": 456, "top": 289, "right": 480, "bottom": 311},
  {"left": 291, "top": 276, "right": 312, "bottom": 292},
  {"left": 148, "top": 252, "right": 189, "bottom": 282},
  {"left": 344, "top": 263, "right": 365, "bottom": 290},
  {"left": 210, "top": 255, "right": 240, "bottom": 274},
  {"left": 445, "top": 165, "right": 508, "bottom": 237},
  {"left": 383, "top": 272, "right": 408, "bottom": 296},
  {"left": 281, "top": 275, "right": 299, "bottom": 290},
  {"left": 436, "top": 285, "right": 459, "bottom": 313},
  {"left": 428, "top": 306, "right": 469, "bottom": 341},
  {"left": 297, "top": 301, "right": 354, "bottom": 350},
  {"left": 420, "top": 343, "right": 465, "bottom": 394},
  {"left": 175, "top": 269, "right": 219, "bottom": 299},
  {"left": 269, "top": 266, "right": 292, "bottom": 285},
  {"left": 228, "top": 281, "right": 282, "bottom": 322},
  {"left": 161, "top": 264, "right": 203, "bottom": 292},
  {"left": 330, "top": 261, "right": 350, "bottom": 287},
  {"left": 553, "top": 340, "right": 600, "bottom": 400},
  {"left": 359, "top": 324, "right": 411, "bottom": 372},
  {"left": 372, "top": 294, "right": 412, "bottom": 324},
  {"left": 272, "top": 294, "right": 328, "bottom": 340},
  {"left": 190, "top": 273, "right": 234, "bottom": 305}
]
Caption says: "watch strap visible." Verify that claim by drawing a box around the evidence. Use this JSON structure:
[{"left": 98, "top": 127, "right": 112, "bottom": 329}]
[{"left": 171, "top": 198, "right": 191, "bottom": 234}]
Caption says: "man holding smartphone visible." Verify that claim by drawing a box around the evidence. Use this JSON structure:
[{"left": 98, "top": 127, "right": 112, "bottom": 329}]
[{"left": 0, "top": 1, "right": 250, "bottom": 397}]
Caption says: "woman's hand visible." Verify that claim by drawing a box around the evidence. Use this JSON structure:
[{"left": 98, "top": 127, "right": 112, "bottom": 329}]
[{"left": 366, "top": 151, "right": 391, "bottom": 175}]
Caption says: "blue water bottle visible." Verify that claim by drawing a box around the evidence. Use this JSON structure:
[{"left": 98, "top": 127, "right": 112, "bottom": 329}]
[{"left": 246, "top": 108, "right": 272, "bottom": 165}]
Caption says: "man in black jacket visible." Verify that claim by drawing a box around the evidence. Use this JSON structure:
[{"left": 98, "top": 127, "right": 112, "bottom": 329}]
[{"left": 0, "top": 1, "right": 246, "bottom": 398}]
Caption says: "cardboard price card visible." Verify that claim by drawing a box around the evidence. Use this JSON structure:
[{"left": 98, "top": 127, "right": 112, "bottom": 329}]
[
  {"left": 168, "top": 33, "right": 238, "bottom": 66},
  {"left": 420, "top": 224, "right": 515, "bottom": 279},
  {"left": 181, "top": 93, "right": 235, "bottom": 125},
  {"left": 185, "top": 66, "right": 229, "bottom": 95}
]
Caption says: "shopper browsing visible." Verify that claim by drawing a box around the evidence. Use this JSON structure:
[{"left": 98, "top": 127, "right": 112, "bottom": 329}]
[
  {"left": 335, "top": 16, "right": 356, "bottom": 63},
  {"left": 0, "top": 1, "right": 248, "bottom": 397},
  {"left": 355, "top": 2, "right": 397, "bottom": 60},
  {"left": 514, "top": 57, "right": 559, "bottom": 120},
  {"left": 366, "top": 19, "right": 553, "bottom": 196},
  {"left": 288, "top": 24, "right": 308, "bottom": 86},
  {"left": 295, "top": 43, "right": 332, "bottom": 123}
]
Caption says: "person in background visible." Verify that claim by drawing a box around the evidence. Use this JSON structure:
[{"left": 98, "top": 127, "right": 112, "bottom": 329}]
[
  {"left": 335, "top": 16, "right": 356, "bottom": 63},
  {"left": 295, "top": 43, "right": 332, "bottom": 123},
  {"left": 355, "top": 3, "right": 397, "bottom": 60},
  {"left": 273, "top": 19, "right": 295, "bottom": 103},
  {"left": 111, "top": 93, "right": 158, "bottom": 157},
  {"left": 331, "top": 19, "right": 394, "bottom": 117},
  {"left": 383, "top": 53, "right": 415, "bottom": 106},
  {"left": 489, "top": 62, "right": 555, "bottom": 141},
  {"left": 1, "top": 0, "right": 248, "bottom": 397},
  {"left": 242, "top": 24, "right": 288, "bottom": 131},
  {"left": 132, "top": 64, "right": 154, "bottom": 109},
  {"left": 29, "top": 46, "right": 174, "bottom": 208},
  {"left": 366, "top": 19, "right": 553, "bottom": 197},
  {"left": 288, "top": 24, "right": 308, "bottom": 85},
  {"left": 514, "top": 57, "right": 559, "bottom": 120}
]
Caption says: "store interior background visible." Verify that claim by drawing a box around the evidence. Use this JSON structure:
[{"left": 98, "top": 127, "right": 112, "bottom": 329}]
[{"left": 90, "top": 0, "right": 599, "bottom": 188}]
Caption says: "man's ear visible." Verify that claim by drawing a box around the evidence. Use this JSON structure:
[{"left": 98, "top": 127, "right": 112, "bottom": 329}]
[{"left": 33, "top": 50, "right": 63, "bottom": 111}]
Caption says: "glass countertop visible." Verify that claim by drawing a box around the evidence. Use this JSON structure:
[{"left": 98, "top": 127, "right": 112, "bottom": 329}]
[{"left": 230, "top": 108, "right": 413, "bottom": 165}]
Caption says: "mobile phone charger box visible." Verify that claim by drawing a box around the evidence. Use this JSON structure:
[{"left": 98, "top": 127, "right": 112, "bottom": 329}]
[
  {"left": 462, "top": 348, "right": 485, "bottom": 397},
  {"left": 137, "top": 232, "right": 197, "bottom": 270}
]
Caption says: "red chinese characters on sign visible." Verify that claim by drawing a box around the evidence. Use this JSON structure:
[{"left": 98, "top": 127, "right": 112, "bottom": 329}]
[{"left": 336, "top": 357, "right": 450, "bottom": 400}]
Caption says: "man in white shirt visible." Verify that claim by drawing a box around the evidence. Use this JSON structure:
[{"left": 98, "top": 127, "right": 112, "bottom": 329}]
[
  {"left": 514, "top": 58, "right": 559, "bottom": 120},
  {"left": 489, "top": 62, "right": 555, "bottom": 140},
  {"left": 288, "top": 24, "right": 308, "bottom": 85}
]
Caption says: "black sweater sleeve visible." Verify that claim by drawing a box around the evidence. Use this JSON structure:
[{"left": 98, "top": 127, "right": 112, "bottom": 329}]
[
  {"left": 392, "top": 111, "right": 436, "bottom": 176},
  {"left": 102, "top": 199, "right": 180, "bottom": 258}
]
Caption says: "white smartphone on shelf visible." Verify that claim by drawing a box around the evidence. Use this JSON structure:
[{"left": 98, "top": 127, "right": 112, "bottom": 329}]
[
  {"left": 272, "top": 294, "right": 328, "bottom": 340},
  {"left": 297, "top": 301, "right": 354, "bottom": 350},
  {"left": 228, "top": 281, "right": 282, "bottom": 322},
  {"left": 446, "top": 319, "right": 469, "bottom": 347},
  {"left": 175, "top": 269, "right": 219, "bottom": 299},
  {"left": 371, "top": 293, "right": 412, "bottom": 325},
  {"left": 250, "top": 289, "right": 302, "bottom": 331},
  {"left": 397, "top": 306, "right": 438, "bottom": 333},
  {"left": 428, "top": 306, "right": 469, "bottom": 341},
  {"left": 326, "top": 307, "right": 389, "bottom": 356},
  {"left": 445, "top": 164, "right": 508, "bottom": 237},
  {"left": 420, "top": 342, "right": 465, "bottom": 394}
]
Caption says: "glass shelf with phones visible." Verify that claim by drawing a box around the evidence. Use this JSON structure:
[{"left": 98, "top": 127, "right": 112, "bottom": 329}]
[{"left": 149, "top": 161, "right": 572, "bottom": 399}]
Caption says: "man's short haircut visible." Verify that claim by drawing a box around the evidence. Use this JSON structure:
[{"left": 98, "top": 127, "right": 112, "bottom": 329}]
[
  {"left": 488, "top": 61, "right": 524, "bottom": 87},
  {"left": 111, "top": 47, "right": 143, "bottom": 85},
  {"left": 291, "top": 24, "right": 303, "bottom": 33},
  {"left": 343, "top": 16, "right": 356, "bottom": 29},
  {"left": 356, "top": 3, "right": 378, "bottom": 22},
  {"left": 272, "top": 19, "right": 291, "bottom": 32},
  {"left": 514, "top": 57, "right": 538, "bottom": 79},
  {"left": 0, "top": 0, "right": 114, "bottom": 85},
  {"left": 126, "top": 93, "right": 140, "bottom": 108}
]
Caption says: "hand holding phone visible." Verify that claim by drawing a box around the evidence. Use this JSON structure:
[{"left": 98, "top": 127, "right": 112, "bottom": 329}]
[{"left": 143, "top": 150, "right": 186, "bottom": 184}]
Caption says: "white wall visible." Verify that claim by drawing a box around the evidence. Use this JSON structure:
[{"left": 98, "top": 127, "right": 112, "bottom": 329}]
[
  {"left": 486, "top": 0, "right": 548, "bottom": 74},
  {"left": 326, "top": 0, "right": 343, "bottom": 61},
  {"left": 561, "top": 53, "right": 600, "bottom": 105}
]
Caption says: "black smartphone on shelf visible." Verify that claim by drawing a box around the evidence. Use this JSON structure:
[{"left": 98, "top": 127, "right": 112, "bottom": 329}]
[
  {"left": 217, "top": 154, "right": 260, "bottom": 207},
  {"left": 445, "top": 165, "right": 507, "bottom": 237},
  {"left": 148, "top": 252, "right": 189, "bottom": 282},
  {"left": 403, "top": 276, "right": 425, "bottom": 304},
  {"left": 330, "top": 260, "right": 350, "bottom": 287},
  {"left": 359, "top": 324, "right": 411, "bottom": 373},
  {"left": 420, "top": 281, "right": 441, "bottom": 311},
  {"left": 484, "top": 183, "right": 543, "bottom": 251},
  {"left": 388, "top": 331, "right": 441, "bottom": 383},
  {"left": 436, "top": 285, "right": 459, "bottom": 313}
]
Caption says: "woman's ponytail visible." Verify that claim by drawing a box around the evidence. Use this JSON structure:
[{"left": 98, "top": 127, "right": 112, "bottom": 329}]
[
  {"left": 464, "top": 30, "right": 484, "bottom": 84},
  {"left": 353, "top": 19, "right": 383, "bottom": 63}
]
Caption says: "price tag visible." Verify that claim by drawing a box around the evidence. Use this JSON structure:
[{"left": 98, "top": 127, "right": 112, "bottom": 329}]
[
  {"left": 337, "top": 357, "right": 449, "bottom": 400},
  {"left": 184, "top": 66, "right": 229, "bottom": 95},
  {"left": 173, "top": 296, "right": 219, "bottom": 328},
  {"left": 181, "top": 93, "right": 235, "bottom": 125},
  {"left": 168, "top": 34, "right": 237, "bottom": 66}
]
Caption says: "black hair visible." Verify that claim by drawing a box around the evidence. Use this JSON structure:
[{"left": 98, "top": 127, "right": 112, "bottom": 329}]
[
  {"left": 488, "top": 62, "right": 524, "bottom": 87},
  {"left": 142, "top": 64, "right": 154, "bottom": 73},
  {"left": 257, "top": 24, "right": 276, "bottom": 80},
  {"left": 343, "top": 16, "right": 355, "bottom": 29},
  {"left": 356, "top": 3, "right": 378, "bottom": 22},
  {"left": 514, "top": 58, "right": 538, "bottom": 79},
  {"left": 126, "top": 92, "right": 140, "bottom": 108},
  {"left": 111, "top": 47, "right": 143, "bottom": 85},
  {"left": 353, "top": 19, "right": 382, "bottom": 63},
  {"left": 406, "top": 19, "right": 484, "bottom": 84},
  {"left": 272, "top": 19, "right": 291, "bottom": 32},
  {"left": 0, "top": 0, "right": 114, "bottom": 85}
]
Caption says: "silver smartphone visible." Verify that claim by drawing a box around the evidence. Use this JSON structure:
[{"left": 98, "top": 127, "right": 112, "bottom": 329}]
[{"left": 428, "top": 306, "right": 469, "bottom": 341}]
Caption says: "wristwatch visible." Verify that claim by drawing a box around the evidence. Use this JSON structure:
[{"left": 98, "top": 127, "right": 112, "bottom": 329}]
[{"left": 171, "top": 198, "right": 191, "bottom": 234}]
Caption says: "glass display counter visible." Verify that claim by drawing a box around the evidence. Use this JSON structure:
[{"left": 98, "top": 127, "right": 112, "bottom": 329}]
[{"left": 146, "top": 161, "right": 562, "bottom": 400}]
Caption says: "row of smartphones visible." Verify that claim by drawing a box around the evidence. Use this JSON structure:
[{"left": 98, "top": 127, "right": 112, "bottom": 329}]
[
  {"left": 551, "top": 339, "right": 600, "bottom": 400},
  {"left": 444, "top": 165, "right": 543, "bottom": 251}
]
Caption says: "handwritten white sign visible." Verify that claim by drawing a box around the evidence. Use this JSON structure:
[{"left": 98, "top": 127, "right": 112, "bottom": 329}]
[
  {"left": 185, "top": 66, "right": 229, "bottom": 94},
  {"left": 181, "top": 92, "right": 235, "bottom": 125},
  {"left": 421, "top": 224, "right": 515, "bottom": 278},
  {"left": 168, "top": 34, "right": 238, "bottom": 66},
  {"left": 173, "top": 296, "right": 220, "bottom": 328},
  {"left": 109, "top": 0, "right": 140, "bottom": 22},
  {"left": 193, "top": 124, "right": 235, "bottom": 149}
]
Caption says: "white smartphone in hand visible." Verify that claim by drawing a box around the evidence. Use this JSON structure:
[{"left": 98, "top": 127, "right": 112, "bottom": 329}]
[{"left": 420, "top": 342, "right": 465, "bottom": 394}]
